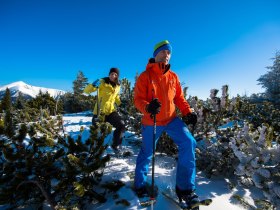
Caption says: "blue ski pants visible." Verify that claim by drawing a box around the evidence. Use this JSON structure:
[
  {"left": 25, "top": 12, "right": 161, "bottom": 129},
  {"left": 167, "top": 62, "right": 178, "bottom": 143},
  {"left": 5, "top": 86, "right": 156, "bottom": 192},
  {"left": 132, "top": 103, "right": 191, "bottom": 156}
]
[{"left": 134, "top": 117, "right": 197, "bottom": 191}]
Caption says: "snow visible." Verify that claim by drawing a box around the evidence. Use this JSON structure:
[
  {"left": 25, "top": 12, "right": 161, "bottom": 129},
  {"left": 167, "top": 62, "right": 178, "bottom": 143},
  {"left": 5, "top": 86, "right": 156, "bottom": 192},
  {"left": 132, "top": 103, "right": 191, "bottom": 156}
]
[
  {"left": 0, "top": 81, "right": 65, "bottom": 98},
  {"left": 61, "top": 112, "right": 259, "bottom": 210},
  {"left": 1, "top": 112, "right": 263, "bottom": 210}
]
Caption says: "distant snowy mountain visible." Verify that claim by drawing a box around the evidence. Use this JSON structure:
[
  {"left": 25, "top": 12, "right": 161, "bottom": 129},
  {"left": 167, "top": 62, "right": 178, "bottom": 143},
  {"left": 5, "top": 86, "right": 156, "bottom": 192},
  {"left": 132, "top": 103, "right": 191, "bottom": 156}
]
[{"left": 0, "top": 81, "right": 66, "bottom": 100}]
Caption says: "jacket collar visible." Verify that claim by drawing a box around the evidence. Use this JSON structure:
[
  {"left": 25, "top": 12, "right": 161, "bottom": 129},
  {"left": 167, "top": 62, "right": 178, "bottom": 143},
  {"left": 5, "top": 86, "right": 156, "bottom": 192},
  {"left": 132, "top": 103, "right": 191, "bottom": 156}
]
[
  {"left": 103, "top": 77, "right": 120, "bottom": 87},
  {"left": 146, "top": 60, "right": 171, "bottom": 75}
]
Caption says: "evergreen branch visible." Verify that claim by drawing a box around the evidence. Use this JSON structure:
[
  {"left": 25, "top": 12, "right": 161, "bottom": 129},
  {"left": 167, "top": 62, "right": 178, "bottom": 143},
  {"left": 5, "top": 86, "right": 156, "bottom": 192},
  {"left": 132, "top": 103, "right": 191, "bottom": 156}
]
[
  {"left": 17, "top": 180, "right": 56, "bottom": 210},
  {"left": 232, "top": 194, "right": 256, "bottom": 210}
]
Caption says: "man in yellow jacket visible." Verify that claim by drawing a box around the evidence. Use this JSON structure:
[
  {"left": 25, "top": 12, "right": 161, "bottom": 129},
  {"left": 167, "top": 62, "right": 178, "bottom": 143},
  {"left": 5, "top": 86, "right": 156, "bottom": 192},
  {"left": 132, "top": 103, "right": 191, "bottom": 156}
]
[{"left": 84, "top": 68, "right": 125, "bottom": 153}]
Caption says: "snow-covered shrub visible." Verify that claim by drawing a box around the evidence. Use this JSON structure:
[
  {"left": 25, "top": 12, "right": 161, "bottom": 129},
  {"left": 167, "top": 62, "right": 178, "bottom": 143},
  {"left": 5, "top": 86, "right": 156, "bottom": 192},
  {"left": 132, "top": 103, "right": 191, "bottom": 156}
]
[
  {"left": 188, "top": 85, "right": 280, "bottom": 208},
  {"left": 0, "top": 115, "right": 111, "bottom": 209},
  {"left": 230, "top": 122, "right": 280, "bottom": 208}
]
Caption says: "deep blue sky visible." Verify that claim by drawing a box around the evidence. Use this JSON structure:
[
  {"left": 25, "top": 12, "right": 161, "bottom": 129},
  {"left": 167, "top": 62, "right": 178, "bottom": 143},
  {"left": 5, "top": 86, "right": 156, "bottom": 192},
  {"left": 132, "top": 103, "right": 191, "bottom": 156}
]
[{"left": 1, "top": 0, "right": 280, "bottom": 99}]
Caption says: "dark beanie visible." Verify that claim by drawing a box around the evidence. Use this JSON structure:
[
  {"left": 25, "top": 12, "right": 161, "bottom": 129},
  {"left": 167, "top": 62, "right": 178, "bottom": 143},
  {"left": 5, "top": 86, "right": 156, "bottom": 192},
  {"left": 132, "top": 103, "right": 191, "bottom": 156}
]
[{"left": 109, "top": 67, "right": 120, "bottom": 76}]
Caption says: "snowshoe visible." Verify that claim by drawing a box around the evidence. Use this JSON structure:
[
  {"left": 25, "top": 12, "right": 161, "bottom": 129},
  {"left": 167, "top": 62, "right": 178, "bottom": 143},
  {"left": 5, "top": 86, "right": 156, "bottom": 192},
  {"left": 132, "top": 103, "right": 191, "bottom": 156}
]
[
  {"left": 133, "top": 183, "right": 158, "bottom": 207},
  {"left": 162, "top": 186, "right": 212, "bottom": 209},
  {"left": 126, "top": 172, "right": 158, "bottom": 207},
  {"left": 176, "top": 186, "right": 199, "bottom": 206}
]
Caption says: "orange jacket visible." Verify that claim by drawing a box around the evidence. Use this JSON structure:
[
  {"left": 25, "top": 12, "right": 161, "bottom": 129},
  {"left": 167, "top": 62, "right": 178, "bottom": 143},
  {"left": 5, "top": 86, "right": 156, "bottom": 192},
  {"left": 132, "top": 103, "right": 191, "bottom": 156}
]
[{"left": 134, "top": 61, "right": 192, "bottom": 126}]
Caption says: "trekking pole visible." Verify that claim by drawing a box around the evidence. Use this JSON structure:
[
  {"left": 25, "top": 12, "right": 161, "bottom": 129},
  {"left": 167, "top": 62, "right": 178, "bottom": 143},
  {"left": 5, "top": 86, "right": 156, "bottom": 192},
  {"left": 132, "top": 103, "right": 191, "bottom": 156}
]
[
  {"left": 96, "top": 87, "right": 100, "bottom": 118},
  {"left": 151, "top": 113, "right": 157, "bottom": 209}
]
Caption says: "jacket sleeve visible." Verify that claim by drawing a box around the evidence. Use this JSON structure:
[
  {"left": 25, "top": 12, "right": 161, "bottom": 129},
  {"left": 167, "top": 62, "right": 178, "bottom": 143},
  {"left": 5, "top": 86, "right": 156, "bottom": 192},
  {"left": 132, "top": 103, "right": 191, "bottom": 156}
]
[
  {"left": 115, "top": 88, "right": 121, "bottom": 106},
  {"left": 84, "top": 84, "right": 98, "bottom": 94},
  {"left": 134, "top": 73, "right": 150, "bottom": 114},
  {"left": 173, "top": 75, "right": 192, "bottom": 116}
]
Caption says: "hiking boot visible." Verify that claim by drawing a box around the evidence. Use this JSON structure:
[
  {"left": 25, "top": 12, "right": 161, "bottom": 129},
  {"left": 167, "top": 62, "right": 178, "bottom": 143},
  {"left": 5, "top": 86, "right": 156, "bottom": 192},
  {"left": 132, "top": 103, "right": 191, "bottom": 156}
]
[
  {"left": 135, "top": 183, "right": 158, "bottom": 198},
  {"left": 135, "top": 186, "right": 149, "bottom": 198},
  {"left": 111, "top": 145, "right": 120, "bottom": 154},
  {"left": 175, "top": 186, "right": 199, "bottom": 205}
]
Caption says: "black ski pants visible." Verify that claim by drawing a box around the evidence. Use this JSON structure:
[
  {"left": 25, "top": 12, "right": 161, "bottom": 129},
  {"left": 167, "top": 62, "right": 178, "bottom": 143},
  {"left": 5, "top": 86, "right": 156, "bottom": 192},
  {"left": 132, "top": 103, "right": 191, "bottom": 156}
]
[{"left": 92, "top": 111, "right": 125, "bottom": 147}]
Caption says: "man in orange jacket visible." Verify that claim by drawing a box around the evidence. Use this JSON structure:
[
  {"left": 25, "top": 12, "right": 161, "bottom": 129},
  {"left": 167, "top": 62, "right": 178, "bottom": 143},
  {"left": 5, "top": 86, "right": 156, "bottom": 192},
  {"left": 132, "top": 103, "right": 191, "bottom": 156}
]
[{"left": 134, "top": 40, "right": 199, "bottom": 205}]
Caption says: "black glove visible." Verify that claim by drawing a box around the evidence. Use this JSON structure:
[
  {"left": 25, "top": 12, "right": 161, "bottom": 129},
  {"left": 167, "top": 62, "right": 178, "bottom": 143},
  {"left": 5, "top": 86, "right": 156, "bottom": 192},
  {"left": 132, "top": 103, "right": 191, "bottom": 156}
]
[
  {"left": 182, "top": 112, "right": 197, "bottom": 125},
  {"left": 146, "top": 98, "right": 161, "bottom": 115}
]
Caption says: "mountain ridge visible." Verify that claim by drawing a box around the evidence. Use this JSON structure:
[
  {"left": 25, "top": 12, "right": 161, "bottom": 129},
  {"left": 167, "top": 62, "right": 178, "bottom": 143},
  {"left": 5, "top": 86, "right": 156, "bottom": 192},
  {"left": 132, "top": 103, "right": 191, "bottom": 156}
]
[{"left": 0, "top": 81, "right": 66, "bottom": 100}]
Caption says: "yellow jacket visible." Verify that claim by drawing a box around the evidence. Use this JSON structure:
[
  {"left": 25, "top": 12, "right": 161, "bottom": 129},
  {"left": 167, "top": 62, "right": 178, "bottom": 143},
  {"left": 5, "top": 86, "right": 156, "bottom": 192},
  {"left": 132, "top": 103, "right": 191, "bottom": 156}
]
[{"left": 84, "top": 77, "right": 121, "bottom": 116}]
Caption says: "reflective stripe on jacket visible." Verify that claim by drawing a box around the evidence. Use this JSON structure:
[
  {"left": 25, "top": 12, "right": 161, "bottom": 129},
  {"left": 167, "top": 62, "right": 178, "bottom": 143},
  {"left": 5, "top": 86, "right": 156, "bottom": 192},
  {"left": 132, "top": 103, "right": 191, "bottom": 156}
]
[
  {"left": 84, "top": 78, "right": 121, "bottom": 116},
  {"left": 134, "top": 62, "right": 192, "bottom": 126}
]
